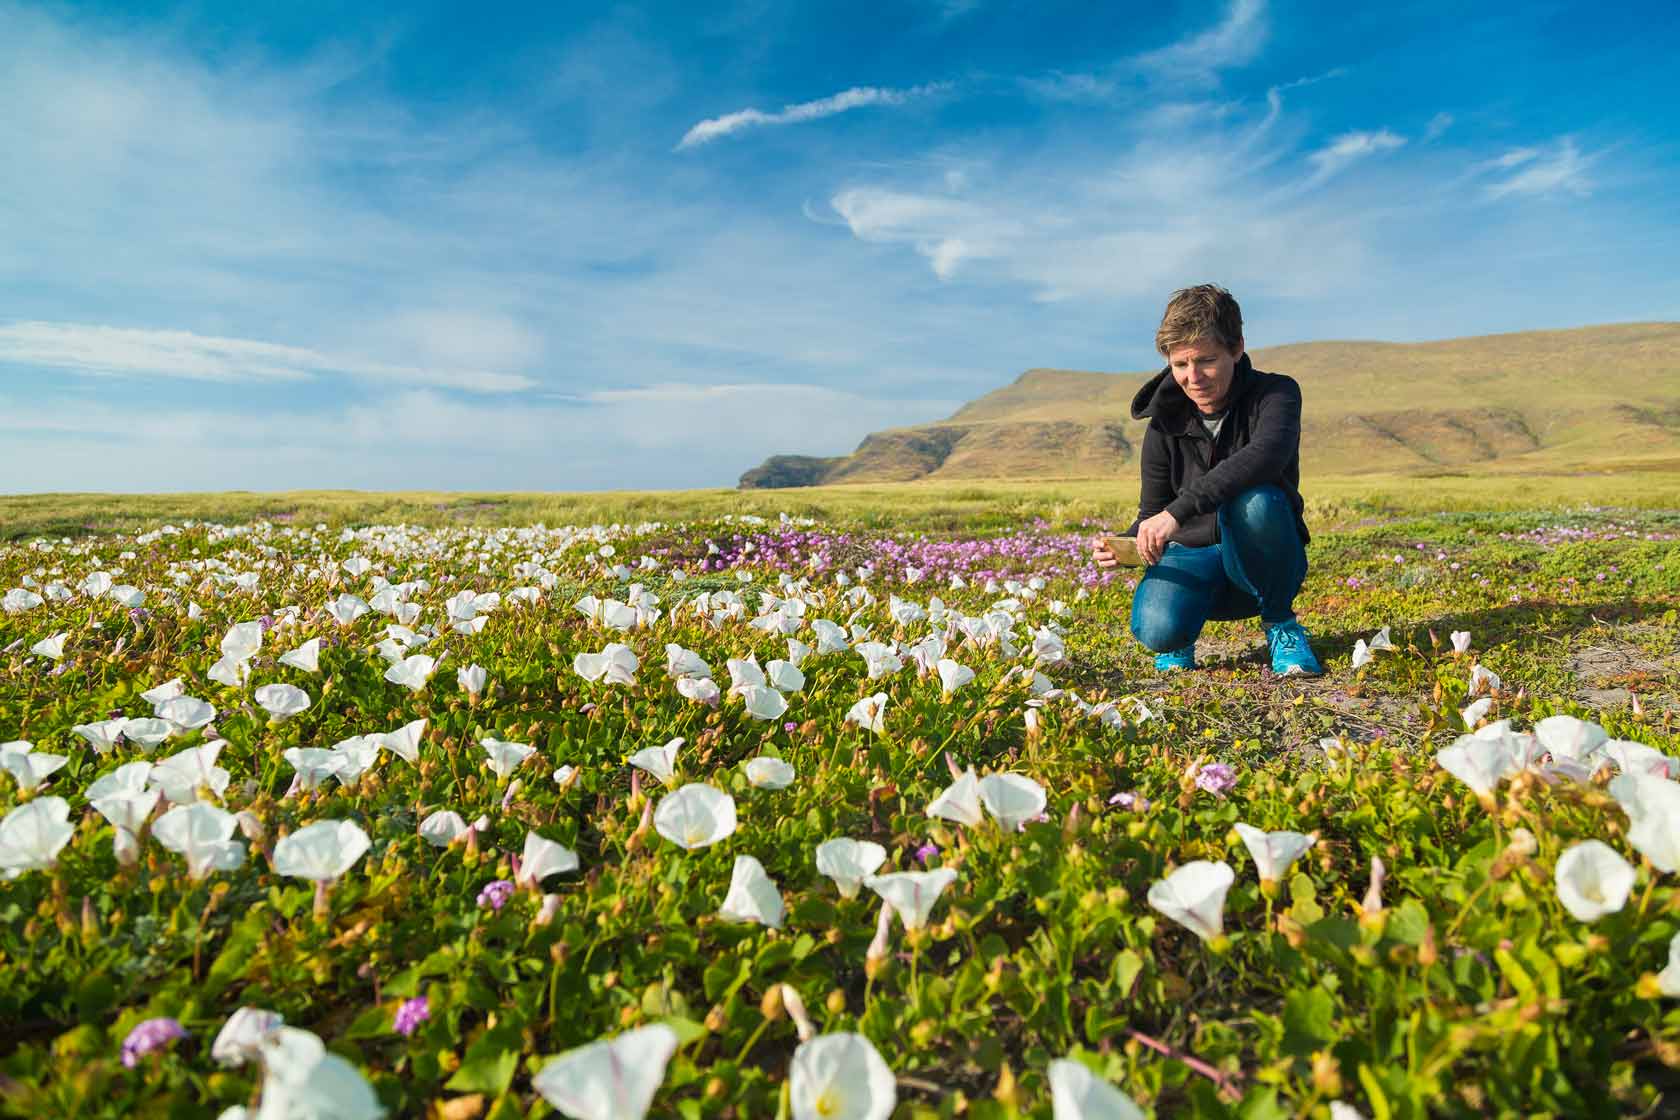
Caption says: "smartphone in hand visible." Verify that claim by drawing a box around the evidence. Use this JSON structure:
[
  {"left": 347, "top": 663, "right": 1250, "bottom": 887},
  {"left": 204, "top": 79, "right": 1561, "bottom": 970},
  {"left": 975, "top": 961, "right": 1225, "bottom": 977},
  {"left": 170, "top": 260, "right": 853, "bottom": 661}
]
[{"left": 1099, "top": 536, "right": 1146, "bottom": 567}]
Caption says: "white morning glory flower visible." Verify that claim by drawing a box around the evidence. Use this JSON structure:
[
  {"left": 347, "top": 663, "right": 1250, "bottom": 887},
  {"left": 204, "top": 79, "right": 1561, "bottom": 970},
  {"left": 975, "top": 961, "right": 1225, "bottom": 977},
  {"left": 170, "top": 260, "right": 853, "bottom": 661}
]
[
  {"left": 530, "top": 1023, "right": 679, "bottom": 1120},
  {"left": 481, "top": 738, "right": 535, "bottom": 780},
  {"left": 936, "top": 658, "right": 976, "bottom": 696},
  {"left": 517, "top": 831, "right": 580, "bottom": 887},
  {"left": 788, "top": 1033, "right": 895, "bottom": 1120},
  {"left": 815, "top": 838, "right": 887, "bottom": 899},
  {"left": 384, "top": 653, "right": 441, "bottom": 692},
  {"left": 1047, "top": 1057, "right": 1147, "bottom": 1120},
  {"left": 653, "top": 784, "right": 738, "bottom": 850},
  {"left": 457, "top": 664, "right": 488, "bottom": 698},
  {"left": 278, "top": 638, "right": 321, "bottom": 673},
  {"left": 255, "top": 684, "right": 311, "bottom": 721},
  {"left": 573, "top": 643, "right": 639, "bottom": 685},
  {"left": 381, "top": 718, "right": 427, "bottom": 765},
  {"left": 865, "top": 868, "right": 958, "bottom": 931},
  {"left": 719, "top": 854, "right": 784, "bottom": 929},
  {"left": 0, "top": 797, "right": 75, "bottom": 879},
  {"left": 153, "top": 802, "right": 247, "bottom": 880},
  {"left": 744, "top": 757, "right": 796, "bottom": 790},
  {"left": 628, "top": 738, "right": 682, "bottom": 787},
  {"left": 844, "top": 693, "right": 889, "bottom": 735},
  {"left": 419, "top": 810, "right": 469, "bottom": 848},
  {"left": 273, "top": 820, "right": 372, "bottom": 882},
  {"left": 926, "top": 767, "right": 982, "bottom": 827},
  {"left": 1147, "top": 861, "right": 1235, "bottom": 942},
  {"left": 1554, "top": 840, "right": 1634, "bottom": 922},
  {"left": 1233, "top": 823, "right": 1318, "bottom": 883},
  {"left": 977, "top": 772, "right": 1047, "bottom": 831},
  {"left": 740, "top": 684, "right": 790, "bottom": 721}
]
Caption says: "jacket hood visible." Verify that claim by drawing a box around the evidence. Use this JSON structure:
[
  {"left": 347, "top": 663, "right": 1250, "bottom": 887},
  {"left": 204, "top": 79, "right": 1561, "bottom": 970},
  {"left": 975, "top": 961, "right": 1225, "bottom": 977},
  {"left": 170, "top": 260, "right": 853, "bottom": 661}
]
[{"left": 1130, "top": 352, "right": 1256, "bottom": 425}]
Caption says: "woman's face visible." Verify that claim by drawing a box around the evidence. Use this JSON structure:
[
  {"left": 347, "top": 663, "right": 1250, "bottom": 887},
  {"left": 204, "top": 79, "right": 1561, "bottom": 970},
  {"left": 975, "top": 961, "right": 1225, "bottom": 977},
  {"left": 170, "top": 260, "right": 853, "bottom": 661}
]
[{"left": 1167, "top": 337, "right": 1241, "bottom": 414}]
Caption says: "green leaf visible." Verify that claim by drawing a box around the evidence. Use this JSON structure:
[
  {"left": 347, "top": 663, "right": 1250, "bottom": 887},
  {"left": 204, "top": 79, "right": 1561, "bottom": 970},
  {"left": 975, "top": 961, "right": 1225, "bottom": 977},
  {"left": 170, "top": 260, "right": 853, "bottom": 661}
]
[
  {"left": 204, "top": 909, "right": 266, "bottom": 998},
  {"left": 445, "top": 1026, "right": 524, "bottom": 1096},
  {"left": 656, "top": 1016, "right": 710, "bottom": 1047},
  {"left": 1357, "top": 1062, "right": 1393, "bottom": 1120},
  {"left": 1385, "top": 898, "right": 1430, "bottom": 946},
  {"left": 704, "top": 958, "right": 751, "bottom": 1003},
  {"left": 1281, "top": 987, "right": 1336, "bottom": 1057},
  {"left": 1114, "top": 949, "right": 1144, "bottom": 999},
  {"left": 1236, "top": 1087, "right": 1289, "bottom": 1120},
  {"left": 344, "top": 1003, "right": 391, "bottom": 1040}
]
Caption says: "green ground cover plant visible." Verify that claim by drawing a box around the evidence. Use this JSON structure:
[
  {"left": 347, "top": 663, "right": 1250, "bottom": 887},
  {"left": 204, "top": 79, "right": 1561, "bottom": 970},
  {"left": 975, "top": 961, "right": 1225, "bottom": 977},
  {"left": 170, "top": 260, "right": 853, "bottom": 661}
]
[{"left": 0, "top": 500, "right": 1676, "bottom": 1118}]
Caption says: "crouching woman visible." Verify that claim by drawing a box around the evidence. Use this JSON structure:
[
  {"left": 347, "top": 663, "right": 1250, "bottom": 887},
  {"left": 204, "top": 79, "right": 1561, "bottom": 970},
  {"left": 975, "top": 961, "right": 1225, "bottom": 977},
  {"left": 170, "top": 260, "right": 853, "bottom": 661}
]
[{"left": 1094, "top": 284, "right": 1323, "bottom": 676}]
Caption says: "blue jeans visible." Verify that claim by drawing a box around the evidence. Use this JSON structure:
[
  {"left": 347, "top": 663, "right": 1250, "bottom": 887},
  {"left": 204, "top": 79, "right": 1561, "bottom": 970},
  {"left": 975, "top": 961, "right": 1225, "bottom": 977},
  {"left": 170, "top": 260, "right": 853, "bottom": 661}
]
[{"left": 1129, "top": 485, "right": 1308, "bottom": 653}]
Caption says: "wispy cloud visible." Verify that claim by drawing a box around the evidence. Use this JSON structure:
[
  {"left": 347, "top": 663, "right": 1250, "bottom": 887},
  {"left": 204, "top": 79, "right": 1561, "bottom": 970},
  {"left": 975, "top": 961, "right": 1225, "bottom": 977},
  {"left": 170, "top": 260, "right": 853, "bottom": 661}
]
[
  {"left": 0, "top": 322, "right": 537, "bottom": 392},
  {"left": 1020, "top": 0, "right": 1272, "bottom": 106},
  {"left": 1019, "top": 71, "right": 1122, "bottom": 103},
  {"left": 822, "top": 90, "right": 1391, "bottom": 303},
  {"left": 1136, "top": 0, "right": 1267, "bottom": 73},
  {"left": 677, "top": 83, "right": 947, "bottom": 149},
  {"left": 1305, "top": 128, "right": 1407, "bottom": 186},
  {"left": 1423, "top": 111, "right": 1454, "bottom": 142},
  {"left": 928, "top": 0, "right": 984, "bottom": 22},
  {"left": 1482, "top": 139, "right": 1594, "bottom": 198}
]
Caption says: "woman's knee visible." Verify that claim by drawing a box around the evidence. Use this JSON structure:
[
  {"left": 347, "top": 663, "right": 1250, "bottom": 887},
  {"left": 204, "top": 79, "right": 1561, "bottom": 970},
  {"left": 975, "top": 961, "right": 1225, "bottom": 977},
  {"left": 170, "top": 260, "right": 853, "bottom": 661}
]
[
  {"left": 1130, "top": 600, "right": 1193, "bottom": 652},
  {"left": 1219, "top": 484, "right": 1291, "bottom": 536}
]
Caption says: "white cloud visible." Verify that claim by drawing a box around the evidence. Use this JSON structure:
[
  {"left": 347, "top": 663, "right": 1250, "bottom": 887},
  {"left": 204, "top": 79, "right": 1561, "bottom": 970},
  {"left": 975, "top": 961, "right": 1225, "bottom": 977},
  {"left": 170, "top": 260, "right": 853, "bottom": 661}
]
[
  {"left": 929, "top": 0, "right": 983, "bottom": 21},
  {"left": 1479, "top": 147, "right": 1540, "bottom": 171},
  {"left": 677, "top": 84, "right": 947, "bottom": 149},
  {"left": 0, "top": 383, "right": 963, "bottom": 492},
  {"left": 1305, "top": 129, "right": 1407, "bottom": 185},
  {"left": 1483, "top": 138, "right": 1593, "bottom": 199},
  {"left": 0, "top": 322, "right": 537, "bottom": 393},
  {"left": 822, "top": 92, "right": 1384, "bottom": 302},
  {"left": 829, "top": 188, "right": 1016, "bottom": 280},
  {"left": 1136, "top": 0, "right": 1267, "bottom": 73},
  {"left": 1423, "top": 112, "right": 1454, "bottom": 142},
  {"left": 1019, "top": 72, "right": 1121, "bottom": 103}
]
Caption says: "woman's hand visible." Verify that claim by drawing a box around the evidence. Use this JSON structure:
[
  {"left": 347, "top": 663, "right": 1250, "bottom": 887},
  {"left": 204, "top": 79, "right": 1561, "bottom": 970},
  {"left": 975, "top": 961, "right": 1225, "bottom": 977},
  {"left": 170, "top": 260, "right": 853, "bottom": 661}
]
[
  {"left": 1135, "top": 510, "right": 1180, "bottom": 566},
  {"left": 1091, "top": 537, "right": 1118, "bottom": 568}
]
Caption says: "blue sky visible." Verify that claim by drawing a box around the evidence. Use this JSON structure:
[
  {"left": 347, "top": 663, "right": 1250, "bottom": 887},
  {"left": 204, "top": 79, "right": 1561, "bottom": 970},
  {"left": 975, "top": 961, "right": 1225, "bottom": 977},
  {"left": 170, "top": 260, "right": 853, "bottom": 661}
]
[{"left": 2, "top": 0, "right": 1676, "bottom": 492}]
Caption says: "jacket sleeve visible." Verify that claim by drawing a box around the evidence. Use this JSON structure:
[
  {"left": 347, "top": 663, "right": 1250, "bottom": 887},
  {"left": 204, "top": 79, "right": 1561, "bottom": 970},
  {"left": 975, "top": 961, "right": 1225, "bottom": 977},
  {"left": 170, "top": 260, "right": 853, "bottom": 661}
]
[
  {"left": 1164, "top": 375, "right": 1300, "bottom": 525},
  {"left": 1128, "top": 423, "right": 1174, "bottom": 534}
]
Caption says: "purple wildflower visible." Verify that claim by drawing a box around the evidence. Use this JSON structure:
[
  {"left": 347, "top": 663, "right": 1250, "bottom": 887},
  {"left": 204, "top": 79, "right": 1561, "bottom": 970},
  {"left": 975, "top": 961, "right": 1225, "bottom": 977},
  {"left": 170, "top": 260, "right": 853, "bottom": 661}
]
[
  {"left": 913, "top": 839, "right": 939, "bottom": 866},
  {"left": 783, "top": 721, "right": 799, "bottom": 732},
  {"left": 121, "top": 1018, "right": 188, "bottom": 1068},
  {"left": 1107, "top": 791, "right": 1151, "bottom": 811},
  {"left": 393, "top": 996, "right": 430, "bottom": 1037},
  {"left": 477, "top": 879, "right": 515, "bottom": 911},
  {"left": 1193, "top": 763, "right": 1237, "bottom": 797}
]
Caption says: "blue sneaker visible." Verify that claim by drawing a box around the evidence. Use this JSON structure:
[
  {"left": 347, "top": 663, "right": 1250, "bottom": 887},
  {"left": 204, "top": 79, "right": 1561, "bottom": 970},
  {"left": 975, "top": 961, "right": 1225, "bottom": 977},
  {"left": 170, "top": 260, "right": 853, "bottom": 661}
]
[
  {"left": 1154, "top": 643, "right": 1197, "bottom": 671},
  {"left": 1265, "top": 619, "right": 1323, "bottom": 677}
]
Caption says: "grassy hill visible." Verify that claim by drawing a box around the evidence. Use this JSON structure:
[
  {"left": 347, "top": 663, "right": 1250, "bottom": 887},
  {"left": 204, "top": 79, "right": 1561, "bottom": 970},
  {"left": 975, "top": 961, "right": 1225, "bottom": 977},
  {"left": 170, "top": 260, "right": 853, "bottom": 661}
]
[{"left": 738, "top": 322, "right": 1680, "bottom": 486}]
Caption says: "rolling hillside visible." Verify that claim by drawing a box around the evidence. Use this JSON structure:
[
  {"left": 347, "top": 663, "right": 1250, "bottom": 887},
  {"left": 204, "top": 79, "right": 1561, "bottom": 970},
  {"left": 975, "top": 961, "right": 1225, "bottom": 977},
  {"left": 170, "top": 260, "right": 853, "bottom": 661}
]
[{"left": 739, "top": 322, "right": 1680, "bottom": 487}]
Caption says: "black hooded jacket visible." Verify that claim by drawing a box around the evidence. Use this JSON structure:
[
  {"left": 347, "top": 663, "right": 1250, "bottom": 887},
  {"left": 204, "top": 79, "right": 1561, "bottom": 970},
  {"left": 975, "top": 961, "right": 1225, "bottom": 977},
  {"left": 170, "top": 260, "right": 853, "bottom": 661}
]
[{"left": 1124, "top": 352, "right": 1310, "bottom": 548}]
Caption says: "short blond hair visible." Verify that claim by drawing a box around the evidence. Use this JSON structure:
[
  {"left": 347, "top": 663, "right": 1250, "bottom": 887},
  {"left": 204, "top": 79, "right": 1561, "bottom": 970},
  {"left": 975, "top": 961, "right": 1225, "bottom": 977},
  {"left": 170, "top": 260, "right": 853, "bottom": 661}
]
[{"left": 1154, "top": 284, "right": 1244, "bottom": 357}]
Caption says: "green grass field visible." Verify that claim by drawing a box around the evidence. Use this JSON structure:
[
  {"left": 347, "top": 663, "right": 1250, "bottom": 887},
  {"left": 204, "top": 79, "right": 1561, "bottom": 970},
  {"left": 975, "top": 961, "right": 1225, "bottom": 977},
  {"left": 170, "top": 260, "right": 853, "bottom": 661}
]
[{"left": 5, "top": 468, "right": 1679, "bottom": 542}]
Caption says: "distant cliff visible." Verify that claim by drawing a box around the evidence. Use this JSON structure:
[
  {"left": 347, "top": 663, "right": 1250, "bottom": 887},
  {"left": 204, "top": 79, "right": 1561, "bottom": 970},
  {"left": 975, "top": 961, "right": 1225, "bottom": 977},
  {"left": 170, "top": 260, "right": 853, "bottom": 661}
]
[{"left": 739, "top": 322, "right": 1680, "bottom": 487}]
